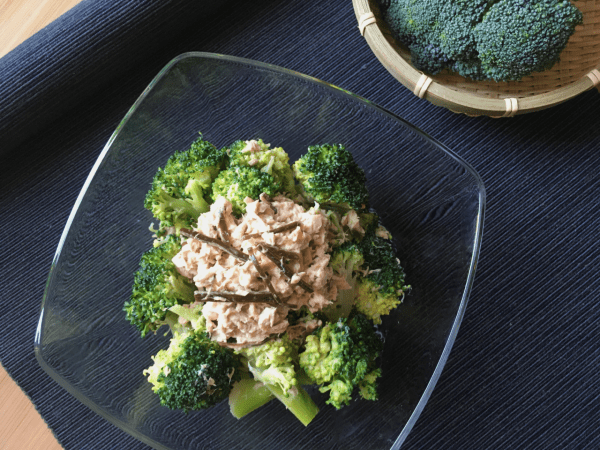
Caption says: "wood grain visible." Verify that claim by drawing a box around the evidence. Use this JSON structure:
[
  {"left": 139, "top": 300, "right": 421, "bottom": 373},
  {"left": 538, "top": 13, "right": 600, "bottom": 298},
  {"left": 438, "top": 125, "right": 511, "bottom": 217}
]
[
  {"left": 0, "top": 365, "right": 63, "bottom": 449},
  {"left": 0, "top": 0, "right": 83, "bottom": 58},
  {"left": 0, "top": 1, "right": 85, "bottom": 447}
]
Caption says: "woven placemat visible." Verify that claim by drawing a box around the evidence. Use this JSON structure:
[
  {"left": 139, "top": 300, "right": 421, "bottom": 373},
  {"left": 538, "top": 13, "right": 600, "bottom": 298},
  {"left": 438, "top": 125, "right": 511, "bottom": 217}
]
[{"left": 1, "top": 0, "right": 599, "bottom": 449}]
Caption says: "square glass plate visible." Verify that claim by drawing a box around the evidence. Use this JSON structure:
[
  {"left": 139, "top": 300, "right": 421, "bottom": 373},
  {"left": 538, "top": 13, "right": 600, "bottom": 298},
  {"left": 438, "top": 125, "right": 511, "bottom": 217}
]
[{"left": 35, "top": 52, "right": 485, "bottom": 450}]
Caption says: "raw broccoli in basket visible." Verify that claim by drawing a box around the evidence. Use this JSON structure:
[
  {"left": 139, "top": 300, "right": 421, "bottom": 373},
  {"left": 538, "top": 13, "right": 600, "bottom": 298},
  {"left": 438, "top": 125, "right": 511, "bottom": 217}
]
[{"left": 382, "top": 0, "right": 583, "bottom": 81}]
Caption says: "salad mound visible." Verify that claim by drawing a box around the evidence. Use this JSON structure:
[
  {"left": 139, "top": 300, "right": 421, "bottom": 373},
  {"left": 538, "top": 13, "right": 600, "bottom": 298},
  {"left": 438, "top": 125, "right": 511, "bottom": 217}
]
[{"left": 125, "top": 134, "right": 410, "bottom": 425}]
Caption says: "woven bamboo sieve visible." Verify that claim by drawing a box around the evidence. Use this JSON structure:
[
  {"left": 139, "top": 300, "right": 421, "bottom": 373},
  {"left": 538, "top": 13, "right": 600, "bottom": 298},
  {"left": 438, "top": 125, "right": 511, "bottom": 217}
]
[{"left": 352, "top": 0, "right": 600, "bottom": 117}]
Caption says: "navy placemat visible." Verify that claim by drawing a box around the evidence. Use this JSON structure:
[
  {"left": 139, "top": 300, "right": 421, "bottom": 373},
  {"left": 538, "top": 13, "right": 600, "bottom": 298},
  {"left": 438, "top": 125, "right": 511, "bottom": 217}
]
[{"left": 1, "top": 0, "right": 599, "bottom": 449}]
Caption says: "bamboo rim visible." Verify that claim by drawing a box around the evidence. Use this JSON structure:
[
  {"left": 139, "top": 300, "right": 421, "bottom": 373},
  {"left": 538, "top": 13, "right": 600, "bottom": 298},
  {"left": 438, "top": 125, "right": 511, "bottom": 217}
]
[{"left": 352, "top": 0, "right": 600, "bottom": 117}]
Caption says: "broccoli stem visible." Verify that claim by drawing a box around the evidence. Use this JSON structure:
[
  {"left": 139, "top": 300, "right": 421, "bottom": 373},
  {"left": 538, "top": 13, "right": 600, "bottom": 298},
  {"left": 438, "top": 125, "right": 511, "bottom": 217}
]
[
  {"left": 230, "top": 371, "right": 320, "bottom": 426},
  {"left": 262, "top": 383, "right": 319, "bottom": 427},
  {"left": 185, "top": 179, "right": 210, "bottom": 213},
  {"left": 229, "top": 378, "right": 275, "bottom": 419}
]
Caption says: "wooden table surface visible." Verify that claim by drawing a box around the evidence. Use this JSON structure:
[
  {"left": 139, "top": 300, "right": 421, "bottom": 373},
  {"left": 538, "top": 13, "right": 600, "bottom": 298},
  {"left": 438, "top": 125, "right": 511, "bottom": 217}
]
[{"left": 0, "top": 3, "right": 83, "bottom": 448}]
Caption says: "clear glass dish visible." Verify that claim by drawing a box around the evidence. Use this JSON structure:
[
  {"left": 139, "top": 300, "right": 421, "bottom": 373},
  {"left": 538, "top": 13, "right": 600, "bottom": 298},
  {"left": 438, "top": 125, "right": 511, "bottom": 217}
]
[{"left": 35, "top": 52, "right": 485, "bottom": 450}]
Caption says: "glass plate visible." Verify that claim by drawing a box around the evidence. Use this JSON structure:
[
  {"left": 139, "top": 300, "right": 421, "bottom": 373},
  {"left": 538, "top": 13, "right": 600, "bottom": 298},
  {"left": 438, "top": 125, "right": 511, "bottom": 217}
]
[{"left": 35, "top": 52, "right": 485, "bottom": 450}]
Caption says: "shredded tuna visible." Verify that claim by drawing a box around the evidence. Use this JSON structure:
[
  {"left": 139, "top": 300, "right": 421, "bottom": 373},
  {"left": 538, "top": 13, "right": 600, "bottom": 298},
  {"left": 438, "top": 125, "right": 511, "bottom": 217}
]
[
  {"left": 173, "top": 196, "right": 346, "bottom": 345},
  {"left": 341, "top": 210, "right": 365, "bottom": 236}
]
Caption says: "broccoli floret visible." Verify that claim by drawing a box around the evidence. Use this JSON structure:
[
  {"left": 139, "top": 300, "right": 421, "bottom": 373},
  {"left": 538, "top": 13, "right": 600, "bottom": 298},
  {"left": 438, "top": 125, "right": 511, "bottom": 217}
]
[
  {"left": 236, "top": 334, "right": 319, "bottom": 426},
  {"left": 299, "top": 314, "right": 383, "bottom": 409},
  {"left": 168, "top": 303, "right": 207, "bottom": 334},
  {"left": 228, "top": 139, "right": 296, "bottom": 194},
  {"left": 382, "top": 0, "right": 583, "bottom": 81},
  {"left": 358, "top": 368, "right": 381, "bottom": 401},
  {"left": 293, "top": 144, "right": 369, "bottom": 211},
  {"left": 124, "top": 235, "right": 194, "bottom": 337},
  {"left": 355, "top": 230, "right": 409, "bottom": 324},
  {"left": 144, "top": 135, "right": 228, "bottom": 231},
  {"left": 144, "top": 329, "right": 243, "bottom": 412},
  {"left": 474, "top": 0, "right": 583, "bottom": 81},
  {"left": 324, "top": 224, "right": 407, "bottom": 324},
  {"left": 237, "top": 334, "right": 299, "bottom": 395},
  {"left": 384, "top": 0, "right": 491, "bottom": 77},
  {"left": 211, "top": 166, "right": 281, "bottom": 216}
]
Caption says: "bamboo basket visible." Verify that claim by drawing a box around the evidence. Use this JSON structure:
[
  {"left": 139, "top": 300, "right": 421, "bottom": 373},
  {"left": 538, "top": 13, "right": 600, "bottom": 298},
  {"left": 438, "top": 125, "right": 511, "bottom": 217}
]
[{"left": 352, "top": 0, "right": 600, "bottom": 117}]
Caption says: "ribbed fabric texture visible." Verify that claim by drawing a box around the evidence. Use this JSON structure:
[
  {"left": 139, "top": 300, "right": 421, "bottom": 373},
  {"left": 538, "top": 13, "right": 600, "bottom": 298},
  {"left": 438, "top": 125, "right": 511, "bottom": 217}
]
[
  {"left": 1, "top": 0, "right": 599, "bottom": 449},
  {"left": 0, "top": 0, "right": 229, "bottom": 155}
]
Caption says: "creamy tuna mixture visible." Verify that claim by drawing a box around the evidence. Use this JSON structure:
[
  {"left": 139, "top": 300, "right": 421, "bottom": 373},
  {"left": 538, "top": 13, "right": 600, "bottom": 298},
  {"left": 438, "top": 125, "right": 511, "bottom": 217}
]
[{"left": 172, "top": 195, "right": 348, "bottom": 346}]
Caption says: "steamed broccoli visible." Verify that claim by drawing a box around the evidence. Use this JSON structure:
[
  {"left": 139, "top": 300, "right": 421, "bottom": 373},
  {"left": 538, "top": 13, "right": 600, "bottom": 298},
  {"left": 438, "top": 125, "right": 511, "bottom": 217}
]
[
  {"left": 236, "top": 334, "right": 319, "bottom": 426},
  {"left": 144, "top": 135, "right": 228, "bottom": 231},
  {"left": 228, "top": 139, "right": 296, "bottom": 194},
  {"left": 293, "top": 144, "right": 369, "bottom": 211},
  {"left": 211, "top": 166, "right": 281, "bottom": 216},
  {"left": 144, "top": 329, "right": 243, "bottom": 412},
  {"left": 355, "top": 230, "right": 409, "bottom": 324},
  {"left": 323, "top": 225, "right": 408, "bottom": 324},
  {"left": 298, "top": 314, "right": 383, "bottom": 409},
  {"left": 131, "top": 135, "right": 412, "bottom": 425},
  {"left": 124, "top": 235, "right": 195, "bottom": 337},
  {"left": 382, "top": 0, "right": 583, "bottom": 81}
]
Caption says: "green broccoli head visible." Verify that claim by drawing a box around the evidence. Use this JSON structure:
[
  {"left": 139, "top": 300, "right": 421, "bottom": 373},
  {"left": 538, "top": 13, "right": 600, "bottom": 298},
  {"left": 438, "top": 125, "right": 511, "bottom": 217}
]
[
  {"left": 293, "top": 143, "right": 369, "bottom": 211},
  {"left": 298, "top": 314, "right": 383, "bottom": 409},
  {"left": 355, "top": 231, "right": 409, "bottom": 324},
  {"left": 237, "top": 334, "right": 299, "bottom": 396},
  {"left": 144, "top": 135, "right": 228, "bottom": 230},
  {"left": 355, "top": 280, "right": 404, "bottom": 325},
  {"left": 383, "top": 0, "right": 583, "bottom": 81},
  {"left": 384, "top": 0, "right": 491, "bottom": 76},
  {"left": 358, "top": 368, "right": 381, "bottom": 401},
  {"left": 124, "top": 235, "right": 195, "bottom": 337},
  {"left": 211, "top": 165, "right": 281, "bottom": 216},
  {"left": 474, "top": 0, "right": 583, "bottom": 81},
  {"left": 329, "top": 242, "right": 364, "bottom": 275},
  {"left": 228, "top": 139, "right": 296, "bottom": 194},
  {"left": 144, "top": 330, "right": 243, "bottom": 412}
]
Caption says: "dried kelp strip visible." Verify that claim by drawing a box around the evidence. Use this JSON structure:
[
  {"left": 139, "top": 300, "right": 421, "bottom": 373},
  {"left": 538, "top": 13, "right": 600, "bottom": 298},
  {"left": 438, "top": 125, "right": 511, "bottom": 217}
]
[
  {"left": 243, "top": 221, "right": 301, "bottom": 241},
  {"left": 248, "top": 247, "right": 281, "bottom": 303},
  {"left": 180, "top": 228, "right": 248, "bottom": 262},
  {"left": 319, "top": 202, "right": 352, "bottom": 213},
  {"left": 194, "top": 290, "right": 277, "bottom": 303},
  {"left": 257, "top": 242, "right": 300, "bottom": 261}
]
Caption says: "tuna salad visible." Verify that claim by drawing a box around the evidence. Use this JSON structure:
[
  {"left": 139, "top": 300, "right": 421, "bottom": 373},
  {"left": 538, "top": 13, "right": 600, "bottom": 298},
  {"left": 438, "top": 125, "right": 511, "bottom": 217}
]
[{"left": 124, "top": 135, "right": 410, "bottom": 425}]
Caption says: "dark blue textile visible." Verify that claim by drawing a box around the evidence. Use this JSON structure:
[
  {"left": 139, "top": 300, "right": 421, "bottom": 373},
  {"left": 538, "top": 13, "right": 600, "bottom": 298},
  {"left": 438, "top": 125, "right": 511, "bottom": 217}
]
[
  {"left": 0, "top": 0, "right": 229, "bottom": 156},
  {"left": 1, "top": 0, "right": 599, "bottom": 449}
]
